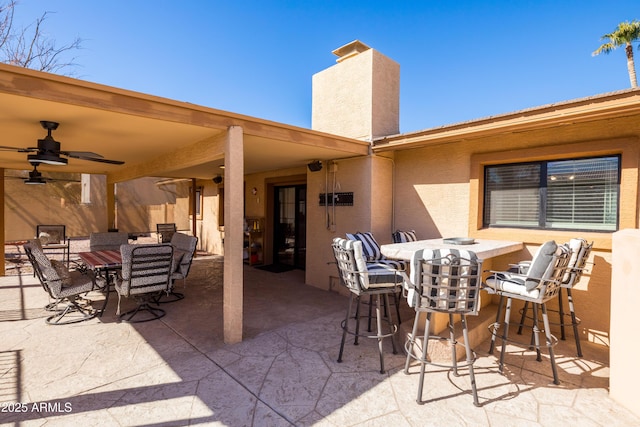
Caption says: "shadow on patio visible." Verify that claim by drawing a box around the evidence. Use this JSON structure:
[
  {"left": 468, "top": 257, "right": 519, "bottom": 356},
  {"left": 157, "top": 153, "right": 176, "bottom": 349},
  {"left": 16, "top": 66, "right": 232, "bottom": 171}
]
[{"left": 1, "top": 256, "right": 638, "bottom": 426}]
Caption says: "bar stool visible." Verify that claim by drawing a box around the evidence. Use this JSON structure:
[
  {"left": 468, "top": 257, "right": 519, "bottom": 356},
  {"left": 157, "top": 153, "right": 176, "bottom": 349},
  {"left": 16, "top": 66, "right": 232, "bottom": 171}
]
[
  {"left": 484, "top": 241, "right": 570, "bottom": 385},
  {"left": 331, "top": 237, "right": 407, "bottom": 374},
  {"left": 517, "top": 238, "right": 593, "bottom": 357},
  {"left": 404, "top": 248, "right": 483, "bottom": 406}
]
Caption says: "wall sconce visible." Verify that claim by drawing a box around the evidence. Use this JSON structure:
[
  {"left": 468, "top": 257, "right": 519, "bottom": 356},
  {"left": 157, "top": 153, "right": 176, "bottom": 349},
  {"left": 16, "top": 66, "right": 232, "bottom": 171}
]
[
  {"left": 212, "top": 175, "right": 223, "bottom": 184},
  {"left": 307, "top": 160, "right": 323, "bottom": 172}
]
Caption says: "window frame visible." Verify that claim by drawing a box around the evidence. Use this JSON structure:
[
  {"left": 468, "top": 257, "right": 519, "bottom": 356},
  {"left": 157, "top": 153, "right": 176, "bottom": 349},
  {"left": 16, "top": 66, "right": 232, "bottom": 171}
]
[
  {"left": 482, "top": 155, "right": 621, "bottom": 232},
  {"left": 189, "top": 186, "right": 204, "bottom": 220},
  {"left": 469, "top": 138, "right": 639, "bottom": 250}
]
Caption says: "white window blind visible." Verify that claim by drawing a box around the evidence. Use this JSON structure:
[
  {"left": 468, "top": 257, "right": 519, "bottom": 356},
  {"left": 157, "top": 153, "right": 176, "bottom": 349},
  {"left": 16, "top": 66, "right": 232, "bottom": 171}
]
[{"left": 484, "top": 156, "right": 619, "bottom": 231}]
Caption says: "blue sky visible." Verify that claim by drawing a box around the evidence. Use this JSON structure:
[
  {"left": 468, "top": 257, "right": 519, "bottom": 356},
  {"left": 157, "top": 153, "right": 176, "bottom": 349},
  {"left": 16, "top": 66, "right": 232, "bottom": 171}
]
[{"left": 11, "top": 0, "right": 640, "bottom": 134}]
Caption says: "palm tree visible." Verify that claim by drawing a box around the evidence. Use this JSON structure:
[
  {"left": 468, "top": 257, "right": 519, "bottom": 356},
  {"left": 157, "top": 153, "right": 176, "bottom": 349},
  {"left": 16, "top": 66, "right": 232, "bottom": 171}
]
[{"left": 593, "top": 20, "right": 640, "bottom": 88}]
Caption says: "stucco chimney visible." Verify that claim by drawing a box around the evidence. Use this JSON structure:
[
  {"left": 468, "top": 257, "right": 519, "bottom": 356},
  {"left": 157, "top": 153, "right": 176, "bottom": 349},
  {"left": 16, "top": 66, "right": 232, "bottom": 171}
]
[{"left": 312, "top": 40, "right": 400, "bottom": 141}]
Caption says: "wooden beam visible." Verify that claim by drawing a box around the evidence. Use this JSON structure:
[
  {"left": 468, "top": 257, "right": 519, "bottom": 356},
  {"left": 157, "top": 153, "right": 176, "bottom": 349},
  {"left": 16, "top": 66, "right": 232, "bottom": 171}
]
[{"left": 108, "top": 135, "right": 226, "bottom": 183}]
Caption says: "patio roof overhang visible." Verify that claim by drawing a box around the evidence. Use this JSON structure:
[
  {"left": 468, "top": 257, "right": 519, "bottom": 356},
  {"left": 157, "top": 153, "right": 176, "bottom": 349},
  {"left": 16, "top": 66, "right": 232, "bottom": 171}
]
[
  {"left": 372, "top": 88, "right": 640, "bottom": 152},
  {"left": 0, "top": 63, "right": 370, "bottom": 182},
  {"left": 0, "top": 63, "right": 372, "bottom": 343}
]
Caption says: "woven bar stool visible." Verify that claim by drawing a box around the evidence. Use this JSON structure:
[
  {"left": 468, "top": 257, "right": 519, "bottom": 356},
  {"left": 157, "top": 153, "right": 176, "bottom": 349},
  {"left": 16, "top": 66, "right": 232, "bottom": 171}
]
[{"left": 404, "top": 248, "right": 483, "bottom": 406}]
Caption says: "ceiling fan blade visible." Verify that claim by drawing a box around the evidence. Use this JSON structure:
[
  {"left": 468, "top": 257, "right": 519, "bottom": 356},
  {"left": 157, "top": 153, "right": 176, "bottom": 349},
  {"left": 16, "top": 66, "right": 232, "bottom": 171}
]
[
  {"left": 80, "top": 156, "right": 125, "bottom": 165},
  {"left": 63, "top": 151, "right": 124, "bottom": 164},
  {"left": 62, "top": 151, "right": 104, "bottom": 159},
  {"left": 0, "top": 145, "right": 37, "bottom": 153},
  {"left": 44, "top": 177, "right": 81, "bottom": 183}
]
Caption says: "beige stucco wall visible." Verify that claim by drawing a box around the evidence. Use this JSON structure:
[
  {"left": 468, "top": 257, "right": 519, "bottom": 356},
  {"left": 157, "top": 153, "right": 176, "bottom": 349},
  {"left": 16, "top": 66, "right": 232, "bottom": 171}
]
[
  {"left": 390, "top": 139, "right": 616, "bottom": 347},
  {"left": 610, "top": 229, "right": 640, "bottom": 418},
  {"left": 4, "top": 173, "right": 107, "bottom": 240},
  {"left": 115, "top": 177, "right": 177, "bottom": 234},
  {"left": 305, "top": 155, "right": 393, "bottom": 294}
]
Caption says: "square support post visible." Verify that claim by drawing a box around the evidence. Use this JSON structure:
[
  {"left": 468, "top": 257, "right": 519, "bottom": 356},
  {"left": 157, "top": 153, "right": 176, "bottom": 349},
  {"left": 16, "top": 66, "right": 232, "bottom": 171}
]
[{"left": 223, "top": 125, "right": 244, "bottom": 343}]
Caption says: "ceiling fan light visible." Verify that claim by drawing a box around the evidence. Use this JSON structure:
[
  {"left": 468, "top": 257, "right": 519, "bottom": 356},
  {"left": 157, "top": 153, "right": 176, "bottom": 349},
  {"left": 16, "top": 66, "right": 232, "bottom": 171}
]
[
  {"left": 28, "top": 153, "right": 68, "bottom": 166},
  {"left": 24, "top": 178, "right": 46, "bottom": 185}
]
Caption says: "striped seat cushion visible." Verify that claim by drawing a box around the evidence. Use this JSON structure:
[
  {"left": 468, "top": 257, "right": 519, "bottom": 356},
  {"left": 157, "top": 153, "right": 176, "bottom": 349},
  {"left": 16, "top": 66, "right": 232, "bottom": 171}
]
[
  {"left": 366, "top": 262, "right": 406, "bottom": 288},
  {"left": 367, "top": 258, "right": 408, "bottom": 271}
]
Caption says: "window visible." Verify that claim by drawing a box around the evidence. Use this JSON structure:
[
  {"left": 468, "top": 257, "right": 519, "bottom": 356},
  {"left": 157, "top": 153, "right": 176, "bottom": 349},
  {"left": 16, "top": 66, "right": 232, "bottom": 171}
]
[
  {"left": 483, "top": 156, "right": 620, "bottom": 232},
  {"left": 189, "top": 186, "right": 203, "bottom": 220}
]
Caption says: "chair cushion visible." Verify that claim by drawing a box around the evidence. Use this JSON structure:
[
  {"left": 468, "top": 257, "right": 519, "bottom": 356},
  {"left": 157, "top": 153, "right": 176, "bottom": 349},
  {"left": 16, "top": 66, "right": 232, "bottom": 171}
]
[
  {"left": 368, "top": 258, "right": 407, "bottom": 271},
  {"left": 562, "top": 238, "right": 587, "bottom": 285},
  {"left": 173, "top": 250, "right": 185, "bottom": 269},
  {"left": 57, "top": 270, "right": 96, "bottom": 298},
  {"left": 346, "top": 232, "right": 382, "bottom": 261},
  {"left": 524, "top": 240, "right": 557, "bottom": 291},
  {"left": 392, "top": 230, "right": 417, "bottom": 243},
  {"left": 366, "top": 262, "right": 404, "bottom": 288},
  {"left": 485, "top": 273, "right": 541, "bottom": 299},
  {"left": 50, "top": 260, "right": 72, "bottom": 287}
]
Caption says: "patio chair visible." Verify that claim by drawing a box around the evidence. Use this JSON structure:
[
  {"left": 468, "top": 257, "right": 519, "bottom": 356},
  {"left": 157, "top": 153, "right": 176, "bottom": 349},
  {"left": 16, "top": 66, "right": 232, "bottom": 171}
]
[
  {"left": 115, "top": 244, "right": 173, "bottom": 322},
  {"left": 89, "top": 231, "right": 129, "bottom": 251},
  {"left": 24, "top": 240, "right": 102, "bottom": 325},
  {"left": 404, "top": 248, "right": 483, "bottom": 406},
  {"left": 346, "top": 231, "right": 406, "bottom": 328},
  {"left": 392, "top": 229, "right": 418, "bottom": 243},
  {"left": 36, "top": 224, "right": 70, "bottom": 267},
  {"left": 484, "top": 240, "right": 571, "bottom": 385},
  {"left": 154, "top": 232, "right": 199, "bottom": 303},
  {"left": 516, "top": 238, "right": 593, "bottom": 357},
  {"left": 332, "top": 237, "right": 407, "bottom": 374},
  {"left": 156, "top": 223, "right": 177, "bottom": 243}
]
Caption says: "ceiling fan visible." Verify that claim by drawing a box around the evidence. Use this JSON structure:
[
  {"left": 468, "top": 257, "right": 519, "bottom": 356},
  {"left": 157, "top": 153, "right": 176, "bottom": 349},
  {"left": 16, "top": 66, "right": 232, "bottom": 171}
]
[
  {"left": 5, "top": 164, "right": 81, "bottom": 185},
  {"left": 0, "top": 121, "right": 125, "bottom": 165}
]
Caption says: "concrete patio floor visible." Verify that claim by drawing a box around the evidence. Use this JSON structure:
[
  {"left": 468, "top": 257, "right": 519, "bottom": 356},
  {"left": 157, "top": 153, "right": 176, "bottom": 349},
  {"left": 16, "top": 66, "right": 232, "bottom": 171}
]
[{"left": 1, "top": 252, "right": 639, "bottom": 426}]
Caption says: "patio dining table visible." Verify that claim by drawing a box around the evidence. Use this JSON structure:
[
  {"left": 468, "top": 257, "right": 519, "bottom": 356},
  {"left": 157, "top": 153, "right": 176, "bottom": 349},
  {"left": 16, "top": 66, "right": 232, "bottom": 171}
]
[
  {"left": 380, "top": 238, "right": 524, "bottom": 262},
  {"left": 77, "top": 249, "right": 122, "bottom": 315},
  {"left": 380, "top": 237, "right": 525, "bottom": 336}
]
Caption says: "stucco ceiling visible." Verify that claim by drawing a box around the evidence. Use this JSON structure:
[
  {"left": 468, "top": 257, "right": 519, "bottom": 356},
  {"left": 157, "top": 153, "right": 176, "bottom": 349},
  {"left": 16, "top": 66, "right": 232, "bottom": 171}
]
[{"left": 0, "top": 64, "right": 369, "bottom": 181}]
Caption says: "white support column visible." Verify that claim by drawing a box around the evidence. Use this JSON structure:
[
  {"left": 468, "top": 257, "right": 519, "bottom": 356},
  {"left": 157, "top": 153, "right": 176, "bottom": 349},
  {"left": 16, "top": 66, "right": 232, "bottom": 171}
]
[{"left": 223, "top": 126, "right": 244, "bottom": 343}]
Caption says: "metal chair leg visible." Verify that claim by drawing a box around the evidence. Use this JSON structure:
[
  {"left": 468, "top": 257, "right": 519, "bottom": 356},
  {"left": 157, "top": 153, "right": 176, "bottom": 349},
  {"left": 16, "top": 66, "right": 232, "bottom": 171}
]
[
  {"left": 499, "top": 297, "right": 512, "bottom": 373},
  {"left": 517, "top": 301, "right": 529, "bottom": 335},
  {"left": 558, "top": 288, "right": 566, "bottom": 340},
  {"left": 566, "top": 288, "right": 583, "bottom": 357},
  {"left": 489, "top": 295, "right": 504, "bottom": 354},
  {"left": 417, "top": 312, "right": 432, "bottom": 404},
  {"left": 461, "top": 314, "right": 480, "bottom": 407},
  {"left": 541, "top": 303, "right": 560, "bottom": 385},
  {"left": 449, "top": 313, "right": 458, "bottom": 376},
  {"left": 375, "top": 294, "right": 386, "bottom": 374},
  {"left": 405, "top": 310, "right": 421, "bottom": 374},
  {"left": 383, "top": 293, "right": 398, "bottom": 355},
  {"left": 394, "top": 290, "right": 402, "bottom": 325},
  {"left": 337, "top": 293, "right": 354, "bottom": 363},
  {"left": 532, "top": 303, "right": 542, "bottom": 361}
]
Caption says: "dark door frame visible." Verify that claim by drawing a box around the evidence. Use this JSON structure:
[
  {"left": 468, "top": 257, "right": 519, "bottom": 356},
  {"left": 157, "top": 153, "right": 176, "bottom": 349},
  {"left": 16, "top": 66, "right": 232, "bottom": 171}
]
[{"left": 264, "top": 175, "right": 306, "bottom": 266}]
